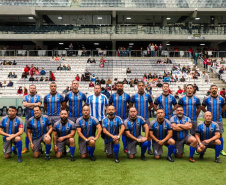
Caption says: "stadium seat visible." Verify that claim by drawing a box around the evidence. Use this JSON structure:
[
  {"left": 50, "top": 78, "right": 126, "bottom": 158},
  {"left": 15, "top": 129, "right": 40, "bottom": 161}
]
[
  {"left": 2, "top": 106, "right": 8, "bottom": 116},
  {"left": 17, "top": 106, "right": 23, "bottom": 117}
]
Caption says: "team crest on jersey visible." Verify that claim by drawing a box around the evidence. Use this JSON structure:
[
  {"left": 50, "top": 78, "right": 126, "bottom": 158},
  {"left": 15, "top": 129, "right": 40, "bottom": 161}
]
[
  {"left": 122, "top": 97, "right": 126, "bottom": 100},
  {"left": 42, "top": 121, "right": 45, "bottom": 125},
  {"left": 56, "top": 97, "right": 60, "bottom": 101},
  {"left": 210, "top": 128, "right": 214, "bottom": 131},
  {"left": 88, "top": 121, "right": 92, "bottom": 125},
  {"left": 66, "top": 127, "right": 70, "bottom": 130},
  {"left": 113, "top": 121, "right": 117, "bottom": 125},
  {"left": 144, "top": 97, "right": 147, "bottom": 100},
  {"left": 14, "top": 122, "right": 17, "bottom": 126},
  {"left": 136, "top": 122, "right": 140, "bottom": 125},
  {"left": 164, "top": 125, "right": 167, "bottom": 129},
  {"left": 78, "top": 95, "right": 81, "bottom": 99}
]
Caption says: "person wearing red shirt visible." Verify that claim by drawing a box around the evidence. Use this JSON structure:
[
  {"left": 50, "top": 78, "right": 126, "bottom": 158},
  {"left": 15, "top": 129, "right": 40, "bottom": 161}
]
[
  {"left": 168, "top": 89, "right": 172, "bottom": 94},
  {"left": 89, "top": 81, "right": 94, "bottom": 87},
  {"left": 207, "top": 58, "right": 212, "bottom": 72},
  {"left": 220, "top": 88, "right": 226, "bottom": 99},
  {"left": 177, "top": 86, "right": 183, "bottom": 94},
  {"left": 203, "top": 56, "right": 207, "bottom": 69},
  {"left": 75, "top": 74, "right": 80, "bottom": 81},
  {"left": 49, "top": 71, "right": 55, "bottom": 81},
  {"left": 24, "top": 65, "right": 30, "bottom": 75}
]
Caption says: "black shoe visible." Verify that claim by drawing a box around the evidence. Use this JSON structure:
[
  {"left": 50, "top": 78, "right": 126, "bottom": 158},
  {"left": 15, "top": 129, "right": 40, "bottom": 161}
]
[
  {"left": 147, "top": 149, "right": 153, "bottom": 155},
  {"left": 167, "top": 156, "right": 174, "bottom": 162},
  {"left": 199, "top": 153, "right": 204, "bottom": 159},
  {"left": 45, "top": 155, "right": 50, "bottom": 161},
  {"left": 17, "top": 156, "right": 23, "bottom": 163},
  {"left": 90, "top": 156, "right": 96, "bottom": 161},
  {"left": 70, "top": 155, "right": 75, "bottom": 162},
  {"left": 141, "top": 155, "right": 147, "bottom": 161},
  {"left": 63, "top": 146, "right": 67, "bottom": 155},
  {"left": 115, "top": 157, "right": 120, "bottom": 163},
  {"left": 13, "top": 147, "right": 17, "bottom": 155},
  {"left": 215, "top": 157, "right": 222, "bottom": 163}
]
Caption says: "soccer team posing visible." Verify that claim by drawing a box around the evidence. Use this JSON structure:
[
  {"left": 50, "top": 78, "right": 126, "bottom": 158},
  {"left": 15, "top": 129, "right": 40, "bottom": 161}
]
[{"left": 0, "top": 80, "right": 225, "bottom": 163}]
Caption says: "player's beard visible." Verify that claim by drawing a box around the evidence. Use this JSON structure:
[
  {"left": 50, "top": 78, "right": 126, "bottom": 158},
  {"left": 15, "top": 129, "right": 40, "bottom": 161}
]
[
  {"left": 117, "top": 89, "right": 123, "bottom": 93},
  {"left": 108, "top": 112, "right": 114, "bottom": 116},
  {"left": 177, "top": 114, "right": 183, "bottom": 118},
  {"left": 61, "top": 117, "right": 68, "bottom": 122}
]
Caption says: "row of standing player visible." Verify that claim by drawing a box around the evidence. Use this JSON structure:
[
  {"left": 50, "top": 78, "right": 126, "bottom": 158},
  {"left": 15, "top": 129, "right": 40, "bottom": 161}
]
[{"left": 0, "top": 80, "right": 225, "bottom": 162}]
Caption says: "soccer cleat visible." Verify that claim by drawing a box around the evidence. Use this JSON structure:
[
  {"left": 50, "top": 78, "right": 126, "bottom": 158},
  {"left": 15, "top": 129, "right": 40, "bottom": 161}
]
[
  {"left": 12, "top": 146, "right": 17, "bottom": 155},
  {"left": 215, "top": 157, "right": 222, "bottom": 163},
  {"left": 17, "top": 156, "right": 23, "bottom": 163},
  {"left": 45, "top": 155, "right": 50, "bottom": 161},
  {"left": 124, "top": 149, "right": 128, "bottom": 154},
  {"left": 90, "top": 156, "right": 96, "bottom": 161},
  {"left": 22, "top": 148, "right": 29, "bottom": 154},
  {"left": 167, "top": 156, "right": 174, "bottom": 162},
  {"left": 66, "top": 148, "right": 70, "bottom": 153},
  {"left": 220, "top": 150, "right": 226, "bottom": 156},
  {"left": 199, "top": 153, "right": 204, "bottom": 159},
  {"left": 189, "top": 157, "right": 195, "bottom": 163},
  {"left": 195, "top": 150, "right": 199, "bottom": 155},
  {"left": 141, "top": 155, "right": 147, "bottom": 161},
  {"left": 70, "top": 155, "right": 75, "bottom": 162},
  {"left": 115, "top": 157, "right": 120, "bottom": 163},
  {"left": 147, "top": 149, "right": 153, "bottom": 155}
]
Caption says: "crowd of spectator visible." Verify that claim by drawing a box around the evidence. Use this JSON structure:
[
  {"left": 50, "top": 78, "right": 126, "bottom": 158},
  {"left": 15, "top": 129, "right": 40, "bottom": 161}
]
[
  {"left": 57, "top": 64, "right": 71, "bottom": 71},
  {"left": 1, "top": 60, "right": 17, "bottom": 65}
]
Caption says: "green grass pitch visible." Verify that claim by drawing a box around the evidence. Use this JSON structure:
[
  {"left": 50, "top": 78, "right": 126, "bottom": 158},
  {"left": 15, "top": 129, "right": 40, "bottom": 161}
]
[{"left": 0, "top": 118, "right": 225, "bottom": 185}]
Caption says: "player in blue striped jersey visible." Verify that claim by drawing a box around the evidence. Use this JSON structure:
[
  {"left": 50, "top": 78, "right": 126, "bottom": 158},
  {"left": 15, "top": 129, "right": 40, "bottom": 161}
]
[
  {"left": 130, "top": 81, "right": 154, "bottom": 155},
  {"left": 44, "top": 82, "right": 66, "bottom": 126},
  {"left": 109, "top": 82, "right": 130, "bottom": 153},
  {"left": 195, "top": 112, "right": 222, "bottom": 163},
  {"left": 149, "top": 109, "right": 175, "bottom": 162},
  {"left": 170, "top": 106, "right": 197, "bottom": 163},
  {"left": 53, "top": 110, "right": 76, "bottom": 161},
  {"left": 27, "top": 106, "right": 52, "bottom": 160},
  {"left": 178, "top": 84, "right": 201, "bottom": 135},
  {"left": 0, "top": 106, "right": 23, "bottom": 163},
  {"left": 22, "top": 84, "right": 42, "bottom": 154},
  {"left": 154, "top": 83, "right": 178, "bottom": 120},
  {"left": 102, "top": 106, "right": 125, "bottom": 163},
  {"left": 201, "top": 84, "right": 226, "bottom": 156},
  {"left": 86, "top": 84, "right": 108, "bottom": 122},
  {"left": 65, "top": 80, "right": 86, "bottom": 123}
]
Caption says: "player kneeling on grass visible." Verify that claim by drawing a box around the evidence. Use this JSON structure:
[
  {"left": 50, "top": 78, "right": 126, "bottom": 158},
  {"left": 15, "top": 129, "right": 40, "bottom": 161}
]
[
  {"left": 0, "top": 106, "right": 23, "bottom": 163},
  {"left": 195, "top": 111, "right": 222, "bottom": 163},
  {"left": 124, "top": 107, "right": 149, "bottom": 161},
  {"left": 102, "top": 105, "right": 125, "bottom": 163},
  {"left": 27, "top": 106, "right": 52, "bottom": 161},
  {"left": 53, "top": 110, "right": 76, "bottom": 161},
  {"left": 170, "top": 106, "right": 197, "bottom": 163},
  {"left": 76, "top": 106, "right": 102, "bottom": 161},
  {"left": 149, "top": 109, "right": 175, "bottom": 162}
]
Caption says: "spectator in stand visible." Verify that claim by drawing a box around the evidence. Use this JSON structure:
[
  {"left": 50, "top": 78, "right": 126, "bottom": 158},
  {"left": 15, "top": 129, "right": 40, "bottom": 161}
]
[
  {"left": 8, "top": 60, "right": 12, "bottom": 65},
  {"left": 152, "top": 75, "right": 158, "bottom": 82},
  {"left": 207, "top": 58, "right": 212, "bottom": 72},
  {"left": 142, "top": 76, "right": 147, "bottom": 83},
  {"left": 148, "top": 73, "right": 153, "bottom": 79},
  {"left": 111, "top": 83, "right": 117, "bottom": 90},
  {"left": 156, "top": 81, "right": 163, "bottom": 88},
  {"left": 35, "top": 68, "right": 40, "bottom": 75},
  {"left": 101, "top": 87, "right": 110, "bottom": 99},
  {"left": 59, "top": 55, "right": 65, "bottom": 62},
  {"left": 163, "top": 74, "right": 171, "bottom": 82},
  {"left": 206, "top": 90, "right": 211, "bottom": 96},
  {"left": 40, "top": 68, "right": 46, "bottom": 75},
  {"left": 67, "top": 65, "right": 71, "bottom": 71},
  {"left": 95, "top": 77, "right": 100, "bottom": 85},
  {"left": 100, "top": 57, "right": 106, "bottom": 68},
  {"left": 13, "top": 60, "right": 17, "bottom": 65},
  {"left": 45, "top": 77, "right": 49, "bottom": 81},
  {"left": 143, "top": 73, "right": 147, "bottom": 79},
  {"left": 170, "top": 75, "right": 175, "bottom": 83},
  {"left": 158, "top": 44, "right": 162, "bottom": 56},
  {"left": 134, "top": 77, "right": 138, "bottom": 85},
  {"left": 81, "top": 74, "right": 85, "bottom": 81},
  {"left": 220, "top": 88, "right": 226, "bottom": 99},
  {"left": 127, "top": 68, "right": 131, "bottom": 73},
  {"left": 180, "top": 76, "right": 186, "bottom": 82},
  {"left": 129, "top": 79, "right": 134, "bottom": 87},
  {"left": 175, "top": 75, "right": 179, "bottom": 82},
  {"left": 50, "top": 56, "right": 54, "bottom": 62},
  {"left": 98, "top": 48, "right": 103, "bottom": 56},
  {"left": 17, "top": 87, "right": 23, "bottom": 94},
  {"left": 174, "top": 92, "right": 179, "bottom": 100},
  {"left": 154, "top": 44, "right": 158, "bottom": 55},
  {"left": 106, "top": 84, "right": 111, "bottom": 91},
  {"left": 62, "top": 64, "right": 67, "bottom": 70},
  {"left": 8, "top": 72, "right": 13, "bottom": 78},
  {"left": 40, "top": 77, "right": 44, "bottom": 81},
  {"left": 168, "top": 88, "right": 172, "bottom": 94},
  {"left": 166, "top": 58, "right": 172, "bottom": 64},
  {"left": 7, "top": 80, "right": 13, "bottom": 87},
  {"left": 203, "top": 55, "right": 207, "bottom": 69},
  {"left": 55, "top": 55, "right": 60, "bottom": 61},
  {"left": 30, "top": 65, "right": 35, "bottom": 76},
  {"left": 89, "top": 81, "right": 94, "bottom": 87},
  {"left": 24, "top": 65, "right": 30, "bottom": 75},
  {"left": 75, "top": 74, "right": 80, "bottom": 81},
  {"left": 106, "top": 78, "right": 112, "bottom": 85},
  {"left": 177, "top": 86, "right": 183, "bottom": 94},
  {"left": 100, "top": 78, "right": 105, "bottom": 84},
  {"left": 193, "top": 83, "right": 199, "bottom": 94},
  {"left": 188, "top": 47, "right": 193, "bottom": 58},
  {"left": 0, "top": 82, "right": 3, "bottom": 88},
  {"left": 156, "top": 59, "right": 161, "bottom": 64},
  {"left": 49, "top": 71, "right": 55, "bottom": 81},
  {"left": 85, "top": 69, "right": 91, "bottom": 81},
  {"left": 183, "top": 85, "right": 187, "bottom": 95},
  {"left": 218, "top": 67, "right": 224, "bottom": 79},
  {"left": 123, "top": 78, "right": 128, "bottom": 84},
  {"left": 29, "top": 75, "right": 34, "bottom": 82},
  {"left": 35, "top": 77, "right": 39, "bottom": 81},
  {"left": 172, "top": 65, "right": 177, "bottom": 71},
  {"left": 158, "top": 75, "right": 163, "bottom": 80},
  {"left": 91, "top": 58, "right": 96, "bottom": 63},
  {"left": 24, "top": 87, "right": 28, "bottom": 96},
  {"left": 91, "top": 74, "right": 96, "bottom": 82},
  {"left": 63, "top": 86, "right": 70, "bottom": 94},
  {"left": 87, "top": 58, "right": 91, "bottom": 63},
  {"left": 146, "top": 82, "right": 152, "bottom": 95},
  {"left": 150, "top": 43, "right": 155, "bottom": 57}
]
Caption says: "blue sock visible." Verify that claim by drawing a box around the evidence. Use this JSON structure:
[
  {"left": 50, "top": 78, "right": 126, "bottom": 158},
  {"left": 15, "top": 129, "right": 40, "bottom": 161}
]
[
  {"left": 25, "top": 136, "right": 29, "bottom": 149},
  {"left": 215, "top": 145, "right": 221, "bottom": 159},
  {"left": 45, "top": 144, "right": 51, "bottom": 155},
  {"left": 88, "top": 146, "right": 95, "bottom": 157},
  {"left": 11, "top": 146, "right": 15, "bottom": 155},
  {"left": 113, "top": 144, "right": 120, "bottom": 158},
  {"left": 189, "top": 146, "right": 196, "bottom": 157},
  {"left": 168, "top": 145, "right": 175, "bottom": 157},
  {"left": 122, "top": 135, "right": 127, "bottom": 150},
  {"left": 141, "top": 141, "right": 148, "bottom": 155},
  {"left": 219, "top": 137, "right": 224, "bottom": 151},
  {"left": 16, "top": 140, "right": 22, "bottom": 157},
  {"left": 147, "top": 141, "right": 151, "bottom": 150},
  {"left": 70, "top": 146, "right": 75, "bottom": 156}
]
